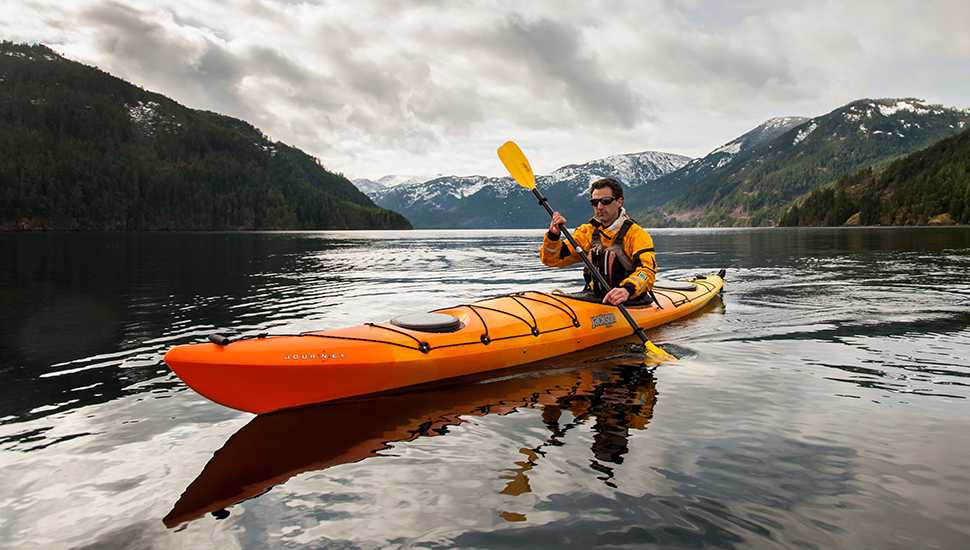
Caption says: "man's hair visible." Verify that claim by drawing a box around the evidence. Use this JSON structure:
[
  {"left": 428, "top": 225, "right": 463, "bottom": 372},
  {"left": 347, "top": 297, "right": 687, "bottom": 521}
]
[{"left": 590, "top": 178, "right": 623, "bottom": 199}]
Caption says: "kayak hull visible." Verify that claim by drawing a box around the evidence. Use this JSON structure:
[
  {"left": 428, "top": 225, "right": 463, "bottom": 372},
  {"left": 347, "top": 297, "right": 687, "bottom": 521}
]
[{"left": 164, "top": 274, "right": 723, "bottom": 414}]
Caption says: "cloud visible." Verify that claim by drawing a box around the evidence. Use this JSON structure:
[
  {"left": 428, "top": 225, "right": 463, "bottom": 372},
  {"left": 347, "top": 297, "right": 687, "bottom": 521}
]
[
  {"left": 2, "top": 0, "right": 969, "bottom": 178},
  {"left": 76, "top": 2, "right": 252, "bottom": 119},
  {"left": 501, "top": 17, "right": 651, "bottom": 128}
]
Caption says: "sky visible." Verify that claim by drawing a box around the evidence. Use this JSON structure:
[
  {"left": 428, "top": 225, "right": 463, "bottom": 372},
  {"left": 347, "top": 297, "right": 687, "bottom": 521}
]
[{"left": 4, "top": 0, "right": 969, "bottom": 181}]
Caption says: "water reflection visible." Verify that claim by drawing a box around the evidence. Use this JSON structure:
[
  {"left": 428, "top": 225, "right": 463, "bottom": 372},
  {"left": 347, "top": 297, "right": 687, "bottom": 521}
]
[{"left": 164, "top": 347, "right": 657, "bottom": 528}]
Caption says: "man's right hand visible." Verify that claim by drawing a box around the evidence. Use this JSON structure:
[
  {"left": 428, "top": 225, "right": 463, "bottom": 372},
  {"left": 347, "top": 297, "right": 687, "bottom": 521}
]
[{"left": 549, "top": 212, "right": 566, "bottom": 235}]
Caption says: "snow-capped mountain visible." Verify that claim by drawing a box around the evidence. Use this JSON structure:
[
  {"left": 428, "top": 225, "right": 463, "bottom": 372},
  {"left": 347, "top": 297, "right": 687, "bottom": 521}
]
[
  {"left": 542, "top": 151, "right": 692, "bottom": 192},
  {"left": 352, "top": 174, "right": 440, "bottom": 195},
  {"left": 646, "top": 98, "right": 970, "bottom": 227},
  {"left": 368, "top": 151, "right": 692, "bottom": 229}
]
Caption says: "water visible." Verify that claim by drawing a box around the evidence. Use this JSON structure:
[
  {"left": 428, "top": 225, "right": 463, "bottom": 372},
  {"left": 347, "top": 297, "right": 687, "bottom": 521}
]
[{"left": 1, "top": 227, "right": 968, "bottom": 549}]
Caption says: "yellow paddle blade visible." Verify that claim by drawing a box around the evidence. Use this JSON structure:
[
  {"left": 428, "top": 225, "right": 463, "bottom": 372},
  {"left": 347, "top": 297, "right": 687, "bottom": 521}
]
[
  {"left": 497, "top": 141, "right": 535, "bottom": 190},
  {"left": 643, "top": 340, "right": 678, "bottom": 362}
]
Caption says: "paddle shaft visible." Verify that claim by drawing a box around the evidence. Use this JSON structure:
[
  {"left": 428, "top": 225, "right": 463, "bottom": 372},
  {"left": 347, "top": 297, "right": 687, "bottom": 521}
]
[{"left": 530, "top": 187, "right": 652, "bottom": 346}]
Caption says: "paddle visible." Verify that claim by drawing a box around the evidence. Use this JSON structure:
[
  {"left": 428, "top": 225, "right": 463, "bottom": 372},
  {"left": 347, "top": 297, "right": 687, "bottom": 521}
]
[{"left": 497, "top": 141, "right": 676, "bottom": 362}]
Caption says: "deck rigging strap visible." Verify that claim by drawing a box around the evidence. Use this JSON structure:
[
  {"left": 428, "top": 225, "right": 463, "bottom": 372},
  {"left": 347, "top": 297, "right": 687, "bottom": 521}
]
[
  {"left": 300, "top": 291, "right": 583, "bottom": 354},
  {"left": 512, "top": 292, "right": 583, "bottom": 328},
  {"left": 213, "top": 284, "right": 711, "bottom": 352},
  {"left": 651, "top": 277, "right": 718, "bottom": 307}
]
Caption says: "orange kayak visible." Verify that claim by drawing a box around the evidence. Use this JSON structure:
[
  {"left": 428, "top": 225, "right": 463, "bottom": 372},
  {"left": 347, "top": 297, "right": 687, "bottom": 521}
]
[{"left": 164, "top": 271, "right": 724, "bottom": 414}]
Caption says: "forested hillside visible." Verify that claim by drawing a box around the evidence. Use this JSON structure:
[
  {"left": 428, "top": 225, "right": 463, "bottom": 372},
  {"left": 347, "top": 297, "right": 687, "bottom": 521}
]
[
  {"left": 779, "top": 127, "right": 970, "bottom": 226},
  {"left": 0, "top": 41, "right": 411, "bottom": 231}
]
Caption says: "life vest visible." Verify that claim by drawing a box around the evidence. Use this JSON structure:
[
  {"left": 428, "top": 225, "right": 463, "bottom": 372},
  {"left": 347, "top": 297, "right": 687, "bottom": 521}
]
[{"left": 583, "top": 219, "right": 636, "bottom": 294}]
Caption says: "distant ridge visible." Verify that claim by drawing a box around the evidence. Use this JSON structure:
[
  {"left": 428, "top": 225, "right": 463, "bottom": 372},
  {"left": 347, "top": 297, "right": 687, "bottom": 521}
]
[
  {"left": 367, "top": 151, "right": 692, "bottom": 229},
  {"left": 353, "top": 175, "right": 440, "bottom": 195}
]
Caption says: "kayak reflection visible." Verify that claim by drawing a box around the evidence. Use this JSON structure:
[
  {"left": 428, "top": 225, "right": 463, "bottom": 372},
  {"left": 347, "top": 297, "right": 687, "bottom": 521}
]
[{"left": 163, "top": 346, "right": 660, "bottom": 528}]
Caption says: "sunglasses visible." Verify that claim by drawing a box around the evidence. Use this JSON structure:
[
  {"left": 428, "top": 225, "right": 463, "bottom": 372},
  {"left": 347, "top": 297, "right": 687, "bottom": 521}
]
[{"left": 589, "top": 197, "right": 618, "bottom": 206}]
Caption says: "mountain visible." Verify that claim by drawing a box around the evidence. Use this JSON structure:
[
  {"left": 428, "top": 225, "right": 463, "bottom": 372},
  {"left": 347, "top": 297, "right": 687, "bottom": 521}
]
[
  {"left": 0, "top": 41, "right": 411, "bottom": 231},
  {"left": 635, "top": 98, "right": 970, "bottom": 227},
  {"left": 779, "top": 127, "right": 970, "bottom": 226},
  {"left": 369, "top": 151, "right": 692, "bottom": 229},
  {"left": 623, "top": 116, "right": 808, "bottom": 214},
  {"left": 352, "top": 174, "right": 439, "bottom": 195}
]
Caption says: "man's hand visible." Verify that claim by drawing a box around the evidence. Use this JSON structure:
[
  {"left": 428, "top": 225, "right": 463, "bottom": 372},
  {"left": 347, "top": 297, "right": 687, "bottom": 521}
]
[
  {"left": 549, "top": 212, "right": 566, "bottom": 235},
  {"left": 603, "top": 287, "right": 631, "bottom": 305}
]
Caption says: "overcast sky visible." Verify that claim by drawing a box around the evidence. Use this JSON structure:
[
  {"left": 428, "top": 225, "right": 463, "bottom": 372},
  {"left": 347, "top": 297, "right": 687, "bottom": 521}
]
[{"left": 4, "top": 0, "right": 969, "bottom": 180}]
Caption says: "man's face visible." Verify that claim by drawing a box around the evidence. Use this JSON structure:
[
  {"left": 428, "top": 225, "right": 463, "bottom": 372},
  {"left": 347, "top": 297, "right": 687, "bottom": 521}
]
[{"left": 590, "top": 186, "right": 623, "bottom": 226}]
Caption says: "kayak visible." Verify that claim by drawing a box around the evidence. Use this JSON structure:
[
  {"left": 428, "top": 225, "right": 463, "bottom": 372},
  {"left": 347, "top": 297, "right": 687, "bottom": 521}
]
[
  {"left": 165, "top": 272, "right": 724, "bottom": 414},
  {"left": 164, "top": 271, "right": 724, "bottom": 414}
]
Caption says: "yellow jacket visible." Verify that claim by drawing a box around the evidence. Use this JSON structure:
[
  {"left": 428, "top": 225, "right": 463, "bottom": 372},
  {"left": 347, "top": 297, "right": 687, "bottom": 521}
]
[{"left": 540, "top": 214, "right": 657, "bottom": 299}]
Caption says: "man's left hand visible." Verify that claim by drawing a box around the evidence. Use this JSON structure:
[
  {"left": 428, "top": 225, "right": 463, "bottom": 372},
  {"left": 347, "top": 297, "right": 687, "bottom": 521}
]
[{"left": 603, "top": 287, "right": 630, "bottom": 305}]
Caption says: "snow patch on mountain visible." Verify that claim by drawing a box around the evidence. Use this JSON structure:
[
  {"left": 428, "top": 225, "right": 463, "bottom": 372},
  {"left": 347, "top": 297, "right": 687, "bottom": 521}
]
[
  {"left": 844, "top": 98, "right": 970, "bottom": 121},
  {"left": 546, "top": 151, "right": 691, "bottom": 186},
  {"left": 877, "top": 99, "right": 944, "bottom": 117},
  {"left": 3, "top": 49, "right": 60, "bottom": 62},
  {"left": 449, "top": 176, "right": 492, "bottom": 199},
  {"left": 127, "top": 101, "right": 179, "bottom": 137},
  {"left": 765, "top": 116, "right": 808, "bottom": 130},
  {"left": 128, "top": 101, "right": 161, "bottom": 126},
  {"left": 793, "top": 122, "right": 818, "bottom": 146},
  {"left": 368, "top": 175, "right": 520, "bottom": 210},
  {"left": 712, "top": 142, "right": 741, "bottom": 156}
]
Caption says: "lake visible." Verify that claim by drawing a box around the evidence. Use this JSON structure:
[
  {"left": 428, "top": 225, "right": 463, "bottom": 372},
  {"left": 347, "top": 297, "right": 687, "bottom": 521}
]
[{"left": 1, "top": 227, "right": 968, "bottom": 549}]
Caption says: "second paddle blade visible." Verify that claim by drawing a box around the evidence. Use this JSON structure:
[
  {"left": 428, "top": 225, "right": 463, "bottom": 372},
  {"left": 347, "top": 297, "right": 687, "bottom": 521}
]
[{"left": 497, "top": 141, "right": 536, "bottom": 189}]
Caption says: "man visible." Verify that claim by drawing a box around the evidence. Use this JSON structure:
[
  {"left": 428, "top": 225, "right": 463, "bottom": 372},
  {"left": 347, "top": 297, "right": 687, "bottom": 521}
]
[{"left": 541, "top": 178, "right": 656, "bottom": 305}]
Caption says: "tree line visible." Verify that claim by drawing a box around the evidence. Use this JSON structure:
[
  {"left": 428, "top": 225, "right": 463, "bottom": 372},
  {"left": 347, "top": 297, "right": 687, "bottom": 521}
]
[{"left": 779, "top": 127, "right": 970, "bottom": 226}]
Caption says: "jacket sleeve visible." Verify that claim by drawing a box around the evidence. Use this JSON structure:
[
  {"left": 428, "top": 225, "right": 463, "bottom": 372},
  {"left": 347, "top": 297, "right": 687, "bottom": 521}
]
[
  {"left": 540, "top": 225, "right": 592, "bottom": 268},
  {"left": 618, "top": 226, "right": 657, "bottom": 299}
]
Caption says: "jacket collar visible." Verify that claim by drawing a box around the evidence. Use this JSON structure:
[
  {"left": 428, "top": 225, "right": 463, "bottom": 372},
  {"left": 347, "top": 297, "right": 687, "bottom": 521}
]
[{"left": 589, "top": 207, "right": 629, "bottom": 234}]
